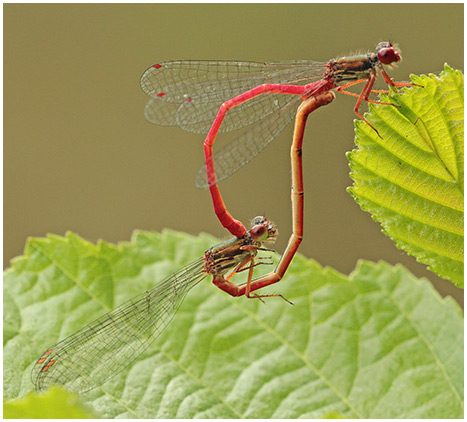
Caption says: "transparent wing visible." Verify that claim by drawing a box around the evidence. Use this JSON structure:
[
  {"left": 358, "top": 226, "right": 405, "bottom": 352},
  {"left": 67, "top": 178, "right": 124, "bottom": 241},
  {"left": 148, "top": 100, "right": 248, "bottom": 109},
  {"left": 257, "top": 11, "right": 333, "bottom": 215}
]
[
  {"left": 141, "top": 59, "right": 326, "bottom": 134},
  {"left": 140, "top": 60, "right": 326, "bottom": 101},
  {"left": 145, "top": 91, "right": 295, "bottom": 134},
  {"left": 31, "top": 258, "right": 206, "bottom": 394},
  {"left": 195, "top": 95, "right": 300, "bottom": 188}
]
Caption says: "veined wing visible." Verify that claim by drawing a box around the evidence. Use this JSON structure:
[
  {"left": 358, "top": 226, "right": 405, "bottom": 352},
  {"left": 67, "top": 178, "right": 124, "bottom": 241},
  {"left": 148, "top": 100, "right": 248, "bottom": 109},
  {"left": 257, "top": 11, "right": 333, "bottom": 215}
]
[
  {"left": 140, "top": 60, "right": 326, "bottom": 101},
  {"left": 196, "top": 95, "right": 301, "bottom": 188},
  {"left": 145, "top": 90, "right": 295, "bottom": 134},
  {"left": 141, "top": 60, "right": 326, "bottom": 134},
  {"left": 31, "top": 258, "right": 206, "bottom": 393}
]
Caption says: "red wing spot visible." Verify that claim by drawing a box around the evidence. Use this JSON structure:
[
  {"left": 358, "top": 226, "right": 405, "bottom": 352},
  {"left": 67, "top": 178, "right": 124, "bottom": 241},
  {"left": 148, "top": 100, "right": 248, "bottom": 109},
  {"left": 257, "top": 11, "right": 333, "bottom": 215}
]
[
  {"left": 153, "top": 64, "right": 162, "bottom": 69},
  {"left": 186, "top": 97, "right": 193, "bottom": 102},
  {"left": 41, "top": 360, "right": 56, "bottom": 372},
  {"left": 157, "top": 92, "right": 166, "bottom": 97},
  {"left": 43, "top": 349, "right": 53, "bottom": 356},
  {"left": 37, "top": 357, "right": 47, "bottom": 364}
]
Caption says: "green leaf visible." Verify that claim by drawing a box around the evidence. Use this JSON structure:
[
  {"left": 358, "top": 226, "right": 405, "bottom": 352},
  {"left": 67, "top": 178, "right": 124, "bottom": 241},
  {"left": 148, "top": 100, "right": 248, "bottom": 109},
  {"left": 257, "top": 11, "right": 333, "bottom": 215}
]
[
  {"left": 3, "top": 387, "right": 94, "bottom": 419},
  {"left": 347, "top": 64, "right": 464, "bottom": 286},
  {"left": 4, "top": 230, "right": 463, "bottom": 418}
]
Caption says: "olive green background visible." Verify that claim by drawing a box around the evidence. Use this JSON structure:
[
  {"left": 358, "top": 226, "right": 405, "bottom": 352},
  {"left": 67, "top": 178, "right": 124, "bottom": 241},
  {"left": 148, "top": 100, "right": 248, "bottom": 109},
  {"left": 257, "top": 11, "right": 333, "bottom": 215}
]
[{"left": 4, "top": 4, "right": 463, "bottom": 306}]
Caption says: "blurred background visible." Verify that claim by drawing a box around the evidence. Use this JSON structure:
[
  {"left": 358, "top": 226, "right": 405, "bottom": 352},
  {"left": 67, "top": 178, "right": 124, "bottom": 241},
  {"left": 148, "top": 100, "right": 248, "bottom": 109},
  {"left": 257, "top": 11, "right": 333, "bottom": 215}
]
[{"left": 4, "top": 4, "right": 463, "bottom": 306}]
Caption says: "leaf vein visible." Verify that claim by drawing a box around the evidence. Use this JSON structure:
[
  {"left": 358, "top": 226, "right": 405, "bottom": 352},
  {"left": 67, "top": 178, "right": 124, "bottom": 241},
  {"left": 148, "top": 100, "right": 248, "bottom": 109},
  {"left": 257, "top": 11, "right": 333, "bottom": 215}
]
[{"left": 381, "top": 276, "right": 462, "bottom": 404}]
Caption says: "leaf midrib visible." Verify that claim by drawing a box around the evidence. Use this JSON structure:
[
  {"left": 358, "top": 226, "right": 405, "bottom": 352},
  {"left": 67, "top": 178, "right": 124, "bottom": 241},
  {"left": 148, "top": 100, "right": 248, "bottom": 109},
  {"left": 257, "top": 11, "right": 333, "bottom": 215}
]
[{"left": 30, "top": 241, "right": 112, "bottom": 311}]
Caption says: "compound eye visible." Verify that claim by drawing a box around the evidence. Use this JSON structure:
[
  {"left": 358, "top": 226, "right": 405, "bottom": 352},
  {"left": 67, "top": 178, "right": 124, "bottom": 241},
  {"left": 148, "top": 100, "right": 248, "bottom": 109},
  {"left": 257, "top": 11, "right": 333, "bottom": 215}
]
[
  {"left": 251, "top": 216, "right": 264, "bottom": 225},
  {"left": 250, "top": 224, "right": 267, "bottom": 241},
  {"left": 378, "top": 47, "right": 401, "bottom": 65}
]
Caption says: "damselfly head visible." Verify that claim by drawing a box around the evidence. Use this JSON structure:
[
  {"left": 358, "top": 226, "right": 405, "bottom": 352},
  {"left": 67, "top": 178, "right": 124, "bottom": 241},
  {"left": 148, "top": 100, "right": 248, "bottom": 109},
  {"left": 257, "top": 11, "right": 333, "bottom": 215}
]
[
  {"left": 376, "top": 41, "right": 402, "bottom": 66},
  {"left": 249, "top": 216, "right": 278, "bottom": 243}
]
